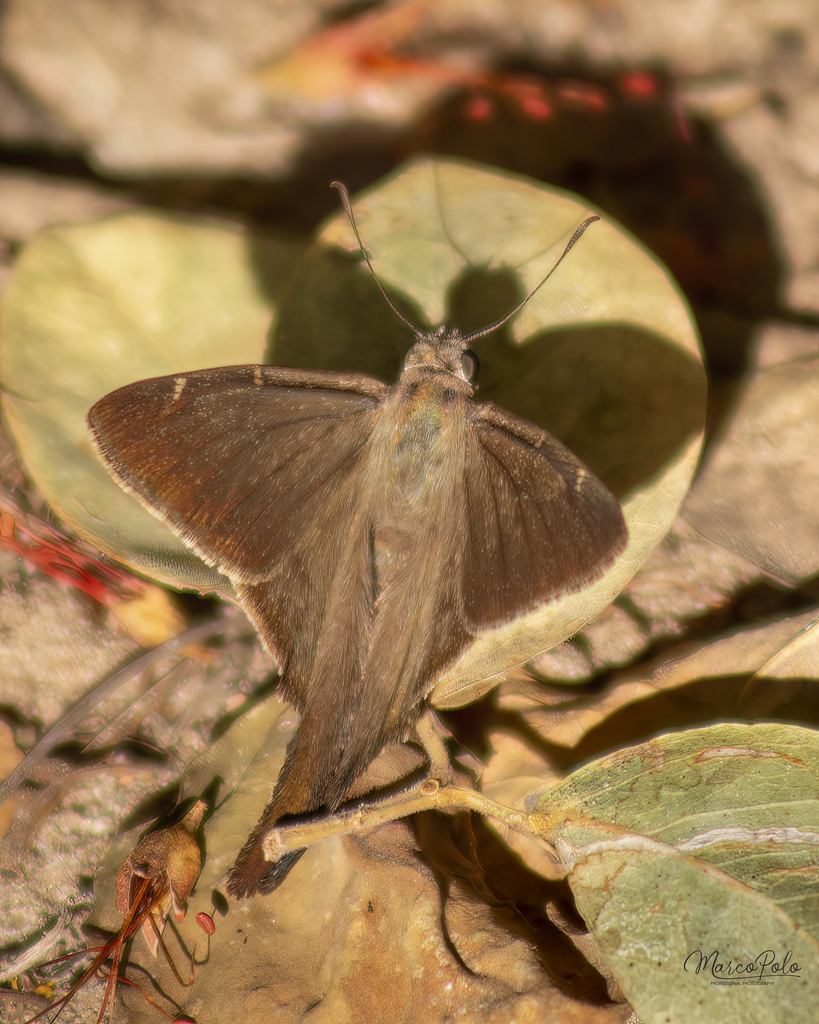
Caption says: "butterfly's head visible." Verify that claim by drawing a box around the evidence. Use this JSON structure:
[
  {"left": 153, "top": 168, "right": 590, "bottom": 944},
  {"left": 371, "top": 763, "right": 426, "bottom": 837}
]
[{"left": 402, "top": 327, "right": 477, "bottom": 386}]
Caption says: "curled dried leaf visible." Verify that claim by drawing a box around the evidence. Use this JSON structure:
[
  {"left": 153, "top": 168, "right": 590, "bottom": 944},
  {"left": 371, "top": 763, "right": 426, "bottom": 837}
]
[
  {"left": 115, "top": 800, "right": 207, "bottom": 957},
  {"left": 18, "top": 800, "right": 208, "bottom": 1024}
]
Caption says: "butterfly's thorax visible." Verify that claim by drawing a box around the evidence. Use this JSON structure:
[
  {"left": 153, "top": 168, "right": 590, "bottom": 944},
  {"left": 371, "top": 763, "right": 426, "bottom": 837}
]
[
  {"left": 374, "top": 376, "right": 471, "bottom": 499},
  {"left": 365, "top": 331, "right": 473, "bottom": 550}
]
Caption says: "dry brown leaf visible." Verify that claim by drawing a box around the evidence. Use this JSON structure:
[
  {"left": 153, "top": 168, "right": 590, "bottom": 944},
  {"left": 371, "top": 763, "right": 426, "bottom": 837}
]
[
  {"left": 251, "top": 0, "right": 448, "bottom": 112},
  {"left": 486, "top": 607, "right": 819, "bottom": 806},
  {"left": 751, "top": 324, "right": 819, "bottom": 369},
  {"left": 120, "top": 819, "right": 630, "bottom": 1024},
  {"left": 0, "top": 171, "right": 132, "bottom": 244},
  {"left": 0, "top": 0, "right": 316, "bottom": 174},
  {"left": 107, "top": 585, "right": 188, "bottom": 650},
  {"left": 524, "top": 516, "right": 769, "bottom": 685},
  {"left": 685, "top": 357, "right": 819, "bottom": 585},
  {"left": 78, "top": 692, "right": 632, "bottom": 1023}
]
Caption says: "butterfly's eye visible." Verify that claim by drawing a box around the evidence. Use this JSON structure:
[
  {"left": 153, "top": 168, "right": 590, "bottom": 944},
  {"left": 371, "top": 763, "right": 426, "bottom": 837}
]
[{"left": 461, "top": 349, "right": 480, "bottom": 381}]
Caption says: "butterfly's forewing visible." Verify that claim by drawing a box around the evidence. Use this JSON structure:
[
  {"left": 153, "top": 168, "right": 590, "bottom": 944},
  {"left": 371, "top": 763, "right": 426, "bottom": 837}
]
[
  {"left": 90, "top": 366, "right": 386, "bottom": 576},
  {"left": 463, "top": 401, "right": 627, "bottom": 630},
  {"left": 89, "top": 365, "right": 386, "bottom": 670}
]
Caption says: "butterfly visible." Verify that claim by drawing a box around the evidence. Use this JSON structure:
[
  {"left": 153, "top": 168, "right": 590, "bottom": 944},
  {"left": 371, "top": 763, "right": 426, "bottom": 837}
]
[{"left": 88, "top": 191, "right": 627, "bottom": 897}]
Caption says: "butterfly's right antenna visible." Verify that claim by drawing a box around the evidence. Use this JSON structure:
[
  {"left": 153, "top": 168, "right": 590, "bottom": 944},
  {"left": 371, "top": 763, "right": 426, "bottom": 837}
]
[
  {"left": 331, "top": 182, "right": 419, "bottom": 334},
  {"left": 462, "top": 214, "right": 600, "bottom": 344}
]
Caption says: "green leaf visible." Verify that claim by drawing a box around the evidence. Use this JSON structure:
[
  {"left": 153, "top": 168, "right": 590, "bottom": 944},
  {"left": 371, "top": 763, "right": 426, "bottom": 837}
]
[
  {"left": 530, "top": 723, "right": 819, "bottom": 1022},
  {"left": 570, "top": 845, "right": 818, "bottom": 1024}
]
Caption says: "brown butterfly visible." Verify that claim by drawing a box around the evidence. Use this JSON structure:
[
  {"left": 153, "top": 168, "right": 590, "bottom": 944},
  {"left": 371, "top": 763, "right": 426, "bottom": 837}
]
[{"left": 88, "top": 190, "right": 627, "bottom": 897}]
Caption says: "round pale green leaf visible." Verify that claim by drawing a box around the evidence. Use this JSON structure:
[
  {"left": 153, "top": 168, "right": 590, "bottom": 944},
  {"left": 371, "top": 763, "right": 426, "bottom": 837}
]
[
  {"left": 0, "top": 211, "right": 304, "bottom": 592},
  {"left": 274, "top": 158, "right": 704, "bottom": 704}
]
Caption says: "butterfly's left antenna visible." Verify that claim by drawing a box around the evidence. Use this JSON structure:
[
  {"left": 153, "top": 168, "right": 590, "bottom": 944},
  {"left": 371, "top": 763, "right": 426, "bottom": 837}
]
[{"left": 331, "top": 181, "right": 419, "bottom": 335}]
